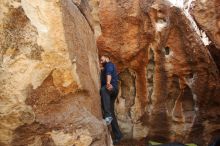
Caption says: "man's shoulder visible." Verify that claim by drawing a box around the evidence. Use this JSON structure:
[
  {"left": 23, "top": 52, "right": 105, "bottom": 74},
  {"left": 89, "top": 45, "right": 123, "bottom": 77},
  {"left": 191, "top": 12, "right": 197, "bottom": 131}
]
[{"left": 106, "top": 62, "right": 114, "bottom": 67}]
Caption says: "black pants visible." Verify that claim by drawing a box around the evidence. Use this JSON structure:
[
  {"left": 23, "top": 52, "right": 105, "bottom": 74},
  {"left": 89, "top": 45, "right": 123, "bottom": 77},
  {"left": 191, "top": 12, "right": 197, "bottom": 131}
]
[{"left": 100, "top": 86, "right": 122, "bottom": 139}]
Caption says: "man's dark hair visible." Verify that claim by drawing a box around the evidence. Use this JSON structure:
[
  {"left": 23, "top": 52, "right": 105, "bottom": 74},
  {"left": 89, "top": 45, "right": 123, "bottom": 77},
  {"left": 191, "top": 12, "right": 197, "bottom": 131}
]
[{"left": 101, "top": 53, "right": 111, "bottom": 59}]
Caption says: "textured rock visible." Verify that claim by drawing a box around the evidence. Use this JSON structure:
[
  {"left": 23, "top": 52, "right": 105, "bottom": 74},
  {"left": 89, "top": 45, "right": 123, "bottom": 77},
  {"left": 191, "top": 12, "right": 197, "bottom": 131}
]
[
  {"left": 191, "top": 0, "right": 220, "bottom": 72},
  {"left": 1, "top": 0, "right": 220, "bottom": 146},
  {"left": 97, "top": 0, "right": 155, "bottom": 71},
  {"left": 88, "top": 0, "right": 102, "bottom": 38},
  {"left": 0, "top": 0, "right": 110, "bottom": 146},
  {"left": 191, "top": 0, "right": 220, "bottom": 49},
  {"left": 97, "top": 0, "right": 220, "bottom": 145}
]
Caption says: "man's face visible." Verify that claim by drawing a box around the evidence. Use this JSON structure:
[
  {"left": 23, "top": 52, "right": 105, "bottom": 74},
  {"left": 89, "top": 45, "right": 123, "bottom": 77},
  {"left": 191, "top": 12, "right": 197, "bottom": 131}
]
[{"left": 100, "top": 56, "right": 107, "bottom": 64}]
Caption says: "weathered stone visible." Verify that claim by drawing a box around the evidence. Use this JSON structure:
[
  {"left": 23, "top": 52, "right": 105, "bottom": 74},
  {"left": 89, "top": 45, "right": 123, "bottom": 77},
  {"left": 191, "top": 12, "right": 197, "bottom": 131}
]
[
  {"left": 191, "top": 0, "right": 220, "bottom": 73},
  {"left": 191, "top": 0, "right": 220, "bottom": 49},
  {"left": 97, "top": 0, "right": 220, "bottom": 145},
  {"left": 116, "top": 69, "right": 137, "bottom": 138},
  {"left": 0, "top": 0, "right": 110, "bottom": 146},
  {"left": 1, "top": 0, "right": 220, "bottom": 146},
  {"left": 97, "top": 0, "right": 155, "bottom": 71}
]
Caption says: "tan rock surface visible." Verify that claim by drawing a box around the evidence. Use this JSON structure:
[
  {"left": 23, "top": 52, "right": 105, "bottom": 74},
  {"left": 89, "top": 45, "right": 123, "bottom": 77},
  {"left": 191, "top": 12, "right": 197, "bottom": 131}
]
[
  {"left": 0, "top": 0, "right": 110, "bottom": 146},
  {"left": 97, "top": 0, "right": 220, "bottom": 145}
]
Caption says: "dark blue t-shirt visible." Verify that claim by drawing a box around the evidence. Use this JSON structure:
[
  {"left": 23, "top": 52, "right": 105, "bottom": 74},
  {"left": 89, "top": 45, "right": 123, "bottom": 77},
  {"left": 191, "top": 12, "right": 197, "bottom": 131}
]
[{"left": 101, "top": 62, "right": 118, "bottom": 89}]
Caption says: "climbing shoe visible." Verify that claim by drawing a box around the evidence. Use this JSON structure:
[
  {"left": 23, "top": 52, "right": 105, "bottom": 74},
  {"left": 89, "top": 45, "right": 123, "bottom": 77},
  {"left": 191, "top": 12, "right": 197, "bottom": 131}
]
[{"left": 105, "top": 117, "right": 113, "bottom": 125}]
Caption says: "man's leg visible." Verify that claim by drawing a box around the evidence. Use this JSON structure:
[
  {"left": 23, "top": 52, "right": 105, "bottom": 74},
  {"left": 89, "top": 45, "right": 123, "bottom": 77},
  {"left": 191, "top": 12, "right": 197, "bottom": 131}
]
[
  {"left": 110, "top": 89, "right": 123, "bottom": 140},
  {"left": 100, "top": 86, "right": 112, "bottom": 118},
  {"left": 100, "top": 93, "right": 105, "bottom": 119}
]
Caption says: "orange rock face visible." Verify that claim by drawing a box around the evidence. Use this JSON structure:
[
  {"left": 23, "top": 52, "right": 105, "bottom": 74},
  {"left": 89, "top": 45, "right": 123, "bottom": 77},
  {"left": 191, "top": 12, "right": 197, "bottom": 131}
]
[
  {"left": 97, "top": 0, "right": 155, "bottom": 71},
  {"left": 97, "top": 0, "right": 220, "bottom": 145}
]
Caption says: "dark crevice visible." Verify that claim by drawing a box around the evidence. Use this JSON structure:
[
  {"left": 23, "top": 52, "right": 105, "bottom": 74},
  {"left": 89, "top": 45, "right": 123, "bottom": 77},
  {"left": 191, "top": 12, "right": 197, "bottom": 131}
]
[
  {"left": 164, "top": 46, "right": 170, "bottom": 55},
  {"left": 146, "top": 48, "right": 155, "bottom": 104},
  {"left": 207, "top": 43, "right": 220, "bottom": 73}
]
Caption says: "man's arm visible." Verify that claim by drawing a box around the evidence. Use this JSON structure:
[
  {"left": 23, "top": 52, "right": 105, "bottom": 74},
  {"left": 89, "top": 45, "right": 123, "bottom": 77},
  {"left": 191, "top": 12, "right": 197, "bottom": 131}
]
[
  {"left": 106, "top": 75, "right": 113, "bottom": 90},
  {"left": 106, "top": 64, "right": 113, "bottom": 90},
  {"left": 107, "top": 75, "right": 112, "bottom": 84}
]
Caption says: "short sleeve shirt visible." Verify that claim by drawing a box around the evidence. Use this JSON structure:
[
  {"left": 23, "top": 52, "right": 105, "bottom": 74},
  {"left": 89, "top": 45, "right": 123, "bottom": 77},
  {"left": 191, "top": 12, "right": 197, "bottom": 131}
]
[{"left": 101, "top": 62, "right": 118, "bottom": 89}]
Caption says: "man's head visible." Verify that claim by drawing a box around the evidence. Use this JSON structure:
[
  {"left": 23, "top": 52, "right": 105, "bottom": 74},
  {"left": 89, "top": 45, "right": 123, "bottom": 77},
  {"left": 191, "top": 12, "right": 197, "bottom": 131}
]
[{"left": 100, "top": 54, "right": 110, "bottom": 65}]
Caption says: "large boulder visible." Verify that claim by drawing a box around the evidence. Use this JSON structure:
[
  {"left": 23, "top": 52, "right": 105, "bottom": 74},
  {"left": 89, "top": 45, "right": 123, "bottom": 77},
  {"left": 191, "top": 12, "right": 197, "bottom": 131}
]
[
  {"left": 0, "top": 0, "right": 111, "bottom": 145},
  {"left": 97, "top": 0, "right": 220, "bottom": 145}
]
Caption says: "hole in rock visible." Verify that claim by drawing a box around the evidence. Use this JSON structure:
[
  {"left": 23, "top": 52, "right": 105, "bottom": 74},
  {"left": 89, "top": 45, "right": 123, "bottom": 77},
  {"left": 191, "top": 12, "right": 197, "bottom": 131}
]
[{"left": 164, "top": 46, "right": 170, "bottom": 55}]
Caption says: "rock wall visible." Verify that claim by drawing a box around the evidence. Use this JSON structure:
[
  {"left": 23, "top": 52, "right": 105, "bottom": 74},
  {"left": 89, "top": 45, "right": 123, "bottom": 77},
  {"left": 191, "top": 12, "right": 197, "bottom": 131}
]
[
  {"left": 97, "top": 0, "right": 220, "bottom": 145},
  {"left": 191, "top": 0, "right": 220, "bottom": 74},
  {"left": 0, "top": 0, "right": 111, "bottom": 146},
  {"left": 191, "top": 0, "right": 220, "bottom": 49},
  {"left": 1, "top": 0, "right": 220, "bottom": 146}
]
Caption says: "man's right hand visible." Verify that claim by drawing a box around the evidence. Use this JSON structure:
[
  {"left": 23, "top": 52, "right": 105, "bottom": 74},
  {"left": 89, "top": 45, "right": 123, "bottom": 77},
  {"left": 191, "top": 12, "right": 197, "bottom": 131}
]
[{"left": 106, "top": 83, "right": 113, "bottom": 91}]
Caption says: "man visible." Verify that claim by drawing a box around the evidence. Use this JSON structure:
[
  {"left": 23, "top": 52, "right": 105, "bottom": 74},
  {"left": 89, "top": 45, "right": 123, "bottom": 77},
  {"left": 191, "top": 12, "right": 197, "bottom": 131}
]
[{"left": 100, "top": 54, "right": 123, "bottom": 145}]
